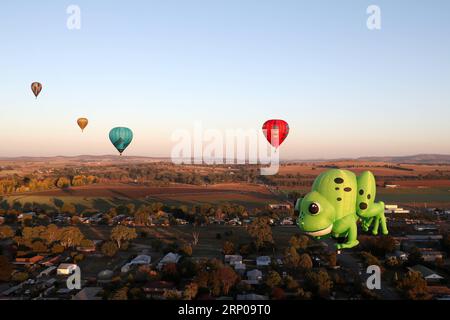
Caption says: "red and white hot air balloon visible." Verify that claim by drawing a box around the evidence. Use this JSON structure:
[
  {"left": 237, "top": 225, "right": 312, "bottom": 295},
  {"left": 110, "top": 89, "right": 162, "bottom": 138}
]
[{"left": 262, "top": 119, "right": 290, "bottom": 148}]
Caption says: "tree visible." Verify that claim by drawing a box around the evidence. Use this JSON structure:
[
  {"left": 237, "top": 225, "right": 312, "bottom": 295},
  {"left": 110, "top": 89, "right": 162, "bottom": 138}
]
[
  {"left": 59, "top": 227, "right": 84, "bottom": 249},
  {"left": 298, "top": 253, "right": 313, "bottom": 271},
  {"left": 111, "top": 287, "right": 129, "bottom": 300},
  {"left": 31, "top": 241, "right": 48, "bottom": 253},
  {"left": 42, "top": 224, "right": 61, "bottom": 245},
  {"left": 101, "top": 241, "right": 118, "bottom": 257},
  {"left": 265, "top": 271, "right": 282, "bottom": 289},
  {"left": 305, "top": 269, "right": 332, "bottom": 298},
  {"left": 284, "top": 246, "right": 300, "bottom": 268},
  {"left": 284, "top": 275, "right": 299, "bottom": 291},
  {"left": 183, "top": 283, "right": 199, "bottom": 300},
  {"left": 0, "top": 225, "right": 14, "bottom": 239},
  {"left": 396, "top": 271, "right": 431, "bottom": 300},
  {"left": 134, "top": 207, "right": 150, "bottom": 226},
  {"left": 289, "top": 235, "right": 309, "bottom": 250},
  {"left": 11, "top": 272, "right": 29, "bottom": 282},
  {"left": 0, "top": 256, "right": 13, "bottom": 281},
  {"left": 222, "top": 241, "right": 235, "bottom": 255},
  {"left": 324, "top": 252, "right": 337, "bottom": 268},
  {"left": 247, "top": 217, "right": 273, "bottom": 249},
  {"left": 214, "top": 266, "right": 239, "bottom": 296},
  {"left": 162, "top": 263, "right": 179, "bottom": 282},
  {"left": 361, "top": 251, "right": 381, "bottom": 267},
  {"left": 407, "top": 247, "right": 424, "bottom": 266},
  {"left": 111, "top": 225, "right": 137, "bottom": 249},
  {"left": 61, "top": 203, "right": 77, "bottom": 215},
  {"left": 52, "top": 244, "right": 65, "bottom": 254},
  {"left": 56, "top": 177, "right": 71, "bottom": 189},
  {"left": 271, "top": 287, "right": 286, "bottom": 300},
  {"left": 181, "top": 244, "right": 193, "bottom": 256}
]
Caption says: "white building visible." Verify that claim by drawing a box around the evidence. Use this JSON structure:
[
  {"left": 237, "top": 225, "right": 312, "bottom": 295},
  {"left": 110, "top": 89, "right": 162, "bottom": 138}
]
[
  {"left": 256, "top": 256, "right": 271, "bottom": 267},
  {"left": 224, "top": 255, "right": 243, "bottom": 266},
  {"left": 37, "top": 266, "right": 56, "bottom": 278},
  {"left": 246, "top": 269, "right": 263, "bottom": 284},
  {"left": 57, "top": 264, "right": 78, "bottom": 275},
  {"left": 234, "top": 263, "right": 246, "bottom": 274},
  {"left": 121, "top": 255, "right": 151, "bottom": 273},
  {"left": 408, "top": 265, "right": 444, "bottom": 283},
  {"left": 281, "top": 218, "right": 294, "bottom": 225},
  {"left": 157, "top": 252, "right": 181, "bottom": 270}
]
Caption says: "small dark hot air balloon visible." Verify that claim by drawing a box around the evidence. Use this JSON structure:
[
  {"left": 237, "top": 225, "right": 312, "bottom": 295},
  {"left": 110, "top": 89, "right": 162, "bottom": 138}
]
[
  {"left": 109, "top": 127, "right": 133, "bottom": 155},
  {"left": 77, "top": 118, "right": 89, "bottom": 132},
  {"left": 262, "top": 119, "right": 289, "bottom": 148},
  {"left": 31, "top": 82, "right": 42, "bottom": 99}
]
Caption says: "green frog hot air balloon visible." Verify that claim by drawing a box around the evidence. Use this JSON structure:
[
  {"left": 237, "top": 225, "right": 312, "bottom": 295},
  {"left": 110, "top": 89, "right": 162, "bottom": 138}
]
[{"left": 109, "top": 127, "right": 133, "bottom": 155}]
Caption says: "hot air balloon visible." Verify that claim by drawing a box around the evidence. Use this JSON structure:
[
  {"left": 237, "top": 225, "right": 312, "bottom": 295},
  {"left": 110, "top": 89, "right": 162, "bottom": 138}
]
[
  {"left": 31, "top": 82, "right": 42, "bottom": 99},
  {"left": 109, "top": 127, "right": 133, "bottom": 155},
  {"left": 77, "top": 118, "right": 89, "bottom": 132},
  {"left": 262, "top": 119, "right": 289, "bottom": 148}
]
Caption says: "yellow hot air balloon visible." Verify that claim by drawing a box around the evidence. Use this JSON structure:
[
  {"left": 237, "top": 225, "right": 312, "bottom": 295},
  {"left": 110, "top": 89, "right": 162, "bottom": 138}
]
[{"left": 77, "top": 118, "right": 89, "bottom": 132}]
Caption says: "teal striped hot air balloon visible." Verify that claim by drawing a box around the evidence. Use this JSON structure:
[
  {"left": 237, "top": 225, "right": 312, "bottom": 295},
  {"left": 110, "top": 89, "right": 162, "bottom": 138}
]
[{"left": 109, "top": 127, "right": 133, "bottom": 155}]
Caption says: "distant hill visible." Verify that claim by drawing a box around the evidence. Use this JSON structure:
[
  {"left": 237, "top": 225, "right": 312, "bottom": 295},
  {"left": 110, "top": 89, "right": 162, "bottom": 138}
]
[
  {"left": 0, "top": 155, "right": 171, "bottom": 163},
  {"left": 357, "top": 154, "right": 450, "bottom": 164},
  {"left": 0, "top": 154, "right": 449, "bottom": 164}
]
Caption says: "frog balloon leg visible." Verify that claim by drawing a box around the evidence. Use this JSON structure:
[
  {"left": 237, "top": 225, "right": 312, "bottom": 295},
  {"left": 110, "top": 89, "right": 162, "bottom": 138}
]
[
  {"left": 296, "top": 169, "right": 359, "bottom": 250},
  {"left": 356, "top": 171, "right": 389, "bottom": 236}
]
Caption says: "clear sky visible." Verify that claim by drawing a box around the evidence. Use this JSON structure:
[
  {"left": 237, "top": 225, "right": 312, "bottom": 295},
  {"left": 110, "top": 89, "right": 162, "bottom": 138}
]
[{"left": 1, "top": 0, "right": 449, "bottom": 159}]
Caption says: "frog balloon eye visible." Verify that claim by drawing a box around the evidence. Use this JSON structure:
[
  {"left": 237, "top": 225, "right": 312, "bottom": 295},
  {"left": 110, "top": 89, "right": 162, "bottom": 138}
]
[{"left": 308, "top": 203, "right": 320, "bottom": 215}]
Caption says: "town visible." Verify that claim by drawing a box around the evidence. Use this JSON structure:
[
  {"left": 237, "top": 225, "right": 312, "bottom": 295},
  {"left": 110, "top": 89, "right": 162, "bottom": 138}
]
[{"left": 1, "top": 157, "right": 449, "bottom": 301}]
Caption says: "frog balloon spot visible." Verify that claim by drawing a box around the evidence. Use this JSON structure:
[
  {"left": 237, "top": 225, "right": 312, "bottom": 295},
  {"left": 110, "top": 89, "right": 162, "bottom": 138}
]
[
  {"left": 334, "top": 178, "right": 344, "bottom": 184},
  {"left": 367, "top": 194, "right": 371, "bottom": 200},
  {"left": 344, "top": 187, "right": 352, "bottom": 192},
  {"left": 335, "top": 187, "right": 340, "bottom": 191},
  {"left": 337, "top": 197, "right": 342, "bottom": 201},
  {"left": 359, "top": 189, "right": 364, "bottom": 195}
]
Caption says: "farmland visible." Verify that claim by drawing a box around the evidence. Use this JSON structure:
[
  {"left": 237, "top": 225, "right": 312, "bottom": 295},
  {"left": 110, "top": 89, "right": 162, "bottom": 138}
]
[{"left": 1, "top": 156, "right": 449, "bottom": 210}]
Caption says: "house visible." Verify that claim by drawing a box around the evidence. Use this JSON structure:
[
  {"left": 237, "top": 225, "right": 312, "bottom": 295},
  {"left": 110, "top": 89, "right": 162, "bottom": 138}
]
[
  {"left": 72, "top": 287, "right": 103, "bottom": 300},
  {"left": 157, "top": 253, "right": 181, "bottom": 270},
  {"left": 385, "top": 185, "right": 399, "bottom": 189},
  {"left": 256, "top": 256, "right": 271, "bottom": 267},
  {"left": 41, "top": 255, "right": 61, "bottom": 267},
  {"left": 143, "top": 281, "right": 176, "bottom": 295},
  {"left": 408, "top": 265, "right": 444, "bottom": 283},
  {"left": 280, "top": 218, "right": 294, "bottom": 225},
  {"left": 57, "top": 263, "right": 78, "bottom": 276},
  {"left": 237, "top": 293, "right": 269, "bottom": 300},
  {"left": 37, "top": 266, "right": 56, "bottom": 278},
  {"left": 14, "top": 255, "right": 44, "bottom": 265},
  {"left": 386, "top": 250, "right": 408, "bottom": 261},
  {"left": 246, "top": 269, "right": 263, "bottom": 284},
  {"left": 234, "top": 263, "right": 246, "bottom": 274},
  {"left": 121, "top": 255, "right": 152, "bottom": 273},
  {"left": 175, "top": 218, "right": 188, "bottom": 225},
  {"left": 385, "top": 204, "right": 410, "bottom": 214},
  {"left": 18, "top": 212, "right": 36, "bottom": 220},
  {"left": 224, "top": 255, "right": 242, "bottom": 266},
  {"left": 420, "top": 250, "right": 444, "bottom": 262},
  {"left": 269, "top": 204, "right": 291, "bottom": 210},
  {"left": 97, "top": 270, "right": 114, "bottom": 284},
  {"left": 427, "top": 286, "right": 450, "bottom": 299},
  {"left": 414, "top": 224, "right": 438, "bottom": 232}
]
